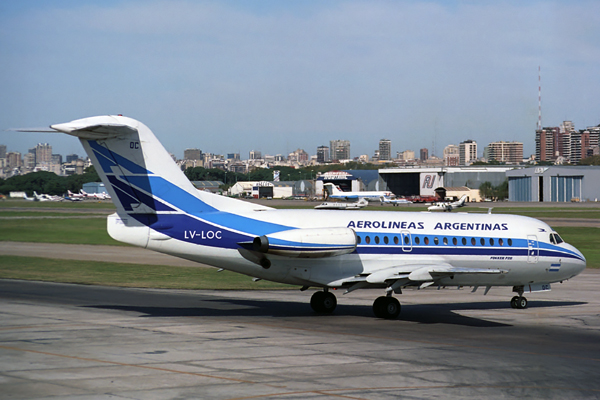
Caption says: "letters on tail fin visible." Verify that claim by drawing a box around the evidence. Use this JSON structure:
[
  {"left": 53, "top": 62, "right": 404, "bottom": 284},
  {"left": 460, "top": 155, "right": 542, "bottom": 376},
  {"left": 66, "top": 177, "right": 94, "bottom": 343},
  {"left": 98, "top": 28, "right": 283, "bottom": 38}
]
[{"left": 50, "top": 115, "right": 205, "bottom": 214}]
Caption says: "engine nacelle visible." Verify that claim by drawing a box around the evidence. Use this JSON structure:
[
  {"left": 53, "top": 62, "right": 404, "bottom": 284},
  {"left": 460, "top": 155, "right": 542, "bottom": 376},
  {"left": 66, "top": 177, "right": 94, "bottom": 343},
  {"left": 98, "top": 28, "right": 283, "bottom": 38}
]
[{"left": 252, "top": 227, "right": 357, "bottom": 258}]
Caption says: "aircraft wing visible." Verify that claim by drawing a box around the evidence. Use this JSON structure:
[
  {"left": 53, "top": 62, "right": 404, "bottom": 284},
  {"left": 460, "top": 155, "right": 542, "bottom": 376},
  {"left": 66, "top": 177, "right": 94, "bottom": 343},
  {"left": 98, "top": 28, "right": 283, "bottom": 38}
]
[{"left": 339, "top": 264, "right": 507, "bottom": 292}]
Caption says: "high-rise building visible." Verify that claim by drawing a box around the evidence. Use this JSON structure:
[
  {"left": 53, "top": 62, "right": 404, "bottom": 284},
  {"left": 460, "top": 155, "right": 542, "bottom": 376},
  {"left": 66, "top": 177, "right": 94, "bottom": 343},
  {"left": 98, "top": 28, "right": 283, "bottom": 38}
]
[
  {"left": 397, "top": 150, "right": 415, "bottom": 161},
  {"left": 459, "top": 140, "right": 477, "bottom": 166},
  {"left": 6, "top": 152, "right": 22, "bottom": 169},
  {"left": 419, "top": 148, "right": 428, "bottom": 161},
  {"left": 51, "top": 154, "right": 63, "bottom": 165},
  {"left": 35, "top": 143, "right": 52, "bottom": 164},
  {"left": 443, "top": 144, "right": 460, "bottom": 166},
  {"left": 249, "top": 150, "right": 262, "bottom": 160},
  {"left": 317, "top": 146, "right": 330, "bottom": 163},
  {"left": 184, "top": 148, "right": 202, "bottom": 160},
  {"left": 330, "top": 140, "right": 350, "bottom": 161},
  {"left": 66, "top": 154, "right": 79, "bottom": 163},
  {"left": 486, "top": 141, "right": 523, "bottom": 164},
  {"left": 378, "top": 139, "right": 391, "bottom": 161},
  {"left": 0, "top": 144, "right": 6, "bottom": 159},
  {"left": 535, "top": 127, "right": 558, "bottom": 162}
]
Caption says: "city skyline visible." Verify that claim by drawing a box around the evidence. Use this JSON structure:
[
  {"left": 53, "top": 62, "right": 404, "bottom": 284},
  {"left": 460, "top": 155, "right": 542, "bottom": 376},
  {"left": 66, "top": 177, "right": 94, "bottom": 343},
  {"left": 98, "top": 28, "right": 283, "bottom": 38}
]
[{"left": 1, "top": 1, "right": 599, "bottom": 159}]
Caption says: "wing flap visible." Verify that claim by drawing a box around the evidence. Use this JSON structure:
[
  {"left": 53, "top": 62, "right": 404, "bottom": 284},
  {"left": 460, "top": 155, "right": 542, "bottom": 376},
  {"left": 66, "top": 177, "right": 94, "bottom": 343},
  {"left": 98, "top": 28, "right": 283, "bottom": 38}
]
[{"left": 365, "top": 264, "right": 507, "bottom": 284}]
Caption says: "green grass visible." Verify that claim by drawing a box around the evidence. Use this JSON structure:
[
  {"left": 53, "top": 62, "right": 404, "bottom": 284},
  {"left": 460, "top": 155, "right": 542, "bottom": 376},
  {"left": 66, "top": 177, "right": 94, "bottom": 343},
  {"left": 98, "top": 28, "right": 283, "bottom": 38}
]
[
  {"left": 0, "top": 256, "right": 290, "bottom": 289},
  {"left": 0, "top": 218, "right": 122, "bottom": 246},
  {"left": 554, "top": 227, "right": 600, "bottom": 269},
  {"left": 0, "top": 199, "right": 115, "bottom": 210}
]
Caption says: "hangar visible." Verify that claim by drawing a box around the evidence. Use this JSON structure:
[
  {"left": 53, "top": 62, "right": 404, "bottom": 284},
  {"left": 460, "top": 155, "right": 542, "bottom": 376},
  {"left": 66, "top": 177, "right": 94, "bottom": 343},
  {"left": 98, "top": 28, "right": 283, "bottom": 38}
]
[
  {"left": 378, "top": 166, "right": 515, "bottom": 197},
  {"left": 314, "top": 170, "right": 388, "bottom": 199},
  {"left": 506, "top": 166, "right": 600, "bottom": 202}
]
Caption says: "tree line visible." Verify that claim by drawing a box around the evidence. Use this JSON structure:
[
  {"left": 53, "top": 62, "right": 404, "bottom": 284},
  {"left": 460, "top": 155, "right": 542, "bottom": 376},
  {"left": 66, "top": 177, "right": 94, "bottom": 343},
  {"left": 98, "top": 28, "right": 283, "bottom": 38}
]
[{"left": 0, "top": 167, "right": 100, "bottom": 196}]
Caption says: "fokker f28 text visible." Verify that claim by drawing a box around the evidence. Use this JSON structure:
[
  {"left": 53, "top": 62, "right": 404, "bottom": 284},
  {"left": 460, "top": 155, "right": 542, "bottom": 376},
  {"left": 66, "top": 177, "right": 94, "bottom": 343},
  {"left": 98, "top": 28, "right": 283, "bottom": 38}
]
[{"left": 48, "top": 115, "right": 586, "bottom": 318}]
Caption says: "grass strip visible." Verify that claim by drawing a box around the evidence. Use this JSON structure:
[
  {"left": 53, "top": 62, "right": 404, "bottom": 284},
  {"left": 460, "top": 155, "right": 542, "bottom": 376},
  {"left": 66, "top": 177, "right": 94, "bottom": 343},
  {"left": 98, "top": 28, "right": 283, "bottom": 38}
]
[
  {"left": 0, "top": 218, "right": 122, "bottom": 246},
  {"left": 0, "top": 256, "right": 291, "bottom": 290}
]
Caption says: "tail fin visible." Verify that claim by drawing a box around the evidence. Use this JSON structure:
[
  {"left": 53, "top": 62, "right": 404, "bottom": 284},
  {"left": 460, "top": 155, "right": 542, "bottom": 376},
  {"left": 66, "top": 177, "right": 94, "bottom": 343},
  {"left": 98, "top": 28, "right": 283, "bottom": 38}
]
[{"left": 50, "top": 115, "right": 267, "bottom": 215}]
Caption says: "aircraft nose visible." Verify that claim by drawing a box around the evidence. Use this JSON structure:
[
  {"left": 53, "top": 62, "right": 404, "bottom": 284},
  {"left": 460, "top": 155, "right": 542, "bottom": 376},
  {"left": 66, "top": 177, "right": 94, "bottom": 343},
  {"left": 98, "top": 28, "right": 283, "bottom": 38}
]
[{"left": 565, "top": 243, "right": 586, "bottom": 274}]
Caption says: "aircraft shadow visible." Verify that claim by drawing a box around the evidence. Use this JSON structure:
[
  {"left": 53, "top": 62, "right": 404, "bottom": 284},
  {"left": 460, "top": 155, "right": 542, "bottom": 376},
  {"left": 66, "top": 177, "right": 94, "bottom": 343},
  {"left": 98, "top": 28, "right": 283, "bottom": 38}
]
[{"left": 85, "top": 297, "right": 586, "bottom": 328}]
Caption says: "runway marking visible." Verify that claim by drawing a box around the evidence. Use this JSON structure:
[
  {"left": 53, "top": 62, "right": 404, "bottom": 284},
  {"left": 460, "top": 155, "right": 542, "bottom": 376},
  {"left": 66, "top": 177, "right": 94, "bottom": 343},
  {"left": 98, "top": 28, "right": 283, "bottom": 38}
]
[
  {"left": 0, "top": 345, "right": 286, "bottom": 389},
  {"left": 224, "top": 384, "right": 600, "bottom": 400}
]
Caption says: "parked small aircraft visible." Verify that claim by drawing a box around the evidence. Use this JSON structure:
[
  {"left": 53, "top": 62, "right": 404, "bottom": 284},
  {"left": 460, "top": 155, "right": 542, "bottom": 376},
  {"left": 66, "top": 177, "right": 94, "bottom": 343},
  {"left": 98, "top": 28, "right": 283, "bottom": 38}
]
[
  {"left": 315, "top": 198, "right": 369, "bottom": 210},
  {"left": 427, "top": 194, "right": 468, "bottom": 212},
  {"left": 380, "top": 196, "right": 412, "bottom": 206},
  {"left": 323, "top": 182, "right": 393, "bottom": 202}
]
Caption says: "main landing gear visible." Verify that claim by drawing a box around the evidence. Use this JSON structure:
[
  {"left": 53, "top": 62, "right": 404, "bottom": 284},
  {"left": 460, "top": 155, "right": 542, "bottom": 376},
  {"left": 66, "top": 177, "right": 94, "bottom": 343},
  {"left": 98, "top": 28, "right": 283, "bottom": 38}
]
[
  {"left": 310, "top": 290, "right": 337, "bottom": 314},
  {"left": 373, "top": 296, "right": 401, "bottom": 319},
  {"left": 310, "top": 290, "right": 401, "bottom": 319}
]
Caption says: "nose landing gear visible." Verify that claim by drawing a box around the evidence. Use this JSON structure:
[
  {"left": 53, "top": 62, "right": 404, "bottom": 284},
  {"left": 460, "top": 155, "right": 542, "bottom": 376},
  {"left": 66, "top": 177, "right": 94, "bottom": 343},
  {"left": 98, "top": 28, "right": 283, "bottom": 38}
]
[{"left": 510, "top": 295, "right": 528, "bottom": 309}]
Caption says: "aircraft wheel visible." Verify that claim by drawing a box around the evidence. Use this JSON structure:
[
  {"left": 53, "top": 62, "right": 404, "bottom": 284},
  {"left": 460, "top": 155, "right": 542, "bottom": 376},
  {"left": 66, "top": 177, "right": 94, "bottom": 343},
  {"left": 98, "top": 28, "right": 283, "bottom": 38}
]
[
  {"left": 510, "top": 296, "right": 528, "bottom": 309},
  {"left": 373, "top": 296, "right": 401, "bottom": 319},
  {"left": 510, "top": 296, "right": 519, "bottom": 309},
  {"left": 516, "top": 296, "right": 528, "bottom": 309},
  {"left": 310, "top": 291, "right": 337, "bottom": 314}
]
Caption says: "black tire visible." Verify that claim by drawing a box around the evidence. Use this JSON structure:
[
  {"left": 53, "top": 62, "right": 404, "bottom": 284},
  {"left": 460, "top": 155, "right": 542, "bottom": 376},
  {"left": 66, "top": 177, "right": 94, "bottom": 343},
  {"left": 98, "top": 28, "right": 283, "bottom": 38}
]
[
  {"left": 516, "top": 296, "right": 528, "bottom": 309},
  {"left": 310, "top": 291, "right": 337, "bottom": 314},
  {"left": 373, "top": 296, "right": 401, "bottom": 319},
  {"left": 372, "top": 296, "right": 386, "bottom": 318},
  {"left": 510, "top": 296, "right": 519, "bottom": 309}
]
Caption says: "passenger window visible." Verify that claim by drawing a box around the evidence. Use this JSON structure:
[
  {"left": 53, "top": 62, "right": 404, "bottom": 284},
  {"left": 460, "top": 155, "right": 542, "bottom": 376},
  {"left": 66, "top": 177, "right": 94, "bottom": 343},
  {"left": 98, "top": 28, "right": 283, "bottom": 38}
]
[
  {"left": 375, "top": 236, "right": 380, "bottom": 244},
  {"left": 357, "top": 236, "right": 362, "bottom": 244},
  {"left": 508, "top": 238, "right": 513, "bottom": 246},
  {"left": 462, "top": 237, "right": 467, "bottom": 245},
  {"left": 365, "top": 236, "right": 371, "bottom": 244},
  {"left": 434, "top": 237, "right": 439, "bottom": 245},
  {"left": 471, "top": 238, "right": 476, "bottom": 245},
  {"left": 443, "top": 237, "right": 448, "bottom": 245},
  {"left": 453, "top": 237, "right": 458, "bottom": 245},
  {"left": 384, "top": 236, "right": 389, "bottom": 245},
  {"left": 404, "top": 236, "right": 410, "bottom": 245},
  {"left": 490, "top": 238, "right": 494, "bottom": 246},
  {"left": 499, "top": 238, "right": 504, "bottom": 246},
  {"left": 415, "top": 236, "right": 420, "bottom": 245},
  {"left": 394, "top": 236, "right": 399, "bottom": 245},
  {"left": 480, "top": 238, "right": 485, "bottom": 246},
  {"left": 424, "top": 237, "right": 429, "bottom": 245}
]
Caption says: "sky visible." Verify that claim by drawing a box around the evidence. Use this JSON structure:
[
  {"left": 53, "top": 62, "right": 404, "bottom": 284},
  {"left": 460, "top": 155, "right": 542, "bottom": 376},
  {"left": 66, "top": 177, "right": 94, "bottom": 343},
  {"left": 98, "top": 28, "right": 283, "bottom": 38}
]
[{"left": 1, "top": 0, "right": 599, "bottom": 160}]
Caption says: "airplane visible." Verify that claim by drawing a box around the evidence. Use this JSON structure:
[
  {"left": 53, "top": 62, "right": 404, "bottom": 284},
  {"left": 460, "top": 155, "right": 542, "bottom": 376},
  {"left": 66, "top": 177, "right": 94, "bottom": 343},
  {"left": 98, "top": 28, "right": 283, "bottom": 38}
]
[
  {"left": 33, "top": 191, "right": 62, "bottom": 202},
  {"left": 80, "top": 189, "right": 111, "bottom": 200},
  {"left": 380, "top": 196, "right": 412, "bottom": 206},
  {"left": 67, "top": 190, "right": 86, "bottom": 199},
  {"left": 315, "top": 198, "right": 369, "bottom": 210},
  {"left": 323, "top": 182, "right": 393, "bottom": 202},
  {"left": 427, "top": 194, "right": 468, "bottom": 212},
  {"left": 47, "top": 115, "right": 586, "bottom": 318}
]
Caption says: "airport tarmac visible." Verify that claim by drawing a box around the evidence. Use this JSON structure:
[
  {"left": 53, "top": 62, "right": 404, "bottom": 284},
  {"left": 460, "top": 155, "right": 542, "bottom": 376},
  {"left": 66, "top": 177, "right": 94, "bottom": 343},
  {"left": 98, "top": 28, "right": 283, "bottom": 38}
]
[{"left": 1, "top": 272, "right": 600, "bottom": 399}]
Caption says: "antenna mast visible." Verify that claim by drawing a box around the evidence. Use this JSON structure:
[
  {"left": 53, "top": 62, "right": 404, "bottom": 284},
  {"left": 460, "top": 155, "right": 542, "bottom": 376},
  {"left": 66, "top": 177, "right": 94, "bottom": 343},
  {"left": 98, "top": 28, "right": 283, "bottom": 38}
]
[{"left": 538, "top": 66, "right": 542, "bottom": 130}]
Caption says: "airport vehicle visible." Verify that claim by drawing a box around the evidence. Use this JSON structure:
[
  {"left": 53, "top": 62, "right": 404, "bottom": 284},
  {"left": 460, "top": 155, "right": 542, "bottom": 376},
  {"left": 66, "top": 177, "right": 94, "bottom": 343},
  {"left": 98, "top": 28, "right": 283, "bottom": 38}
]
[
  {"left": 323, "top": 182, "right": 393, "bottom": 202},
  {"left": 428, "top": 194, "right": 468, "bottom": 212},
  {"left": 48, "top": 115, "right": 586, "bottom": 318},
  {"left": 315, "top": 198, "right": 368, "bottom": 210},
  {"left": 380, "top": 196, "right": 412, "bottom": 206}
]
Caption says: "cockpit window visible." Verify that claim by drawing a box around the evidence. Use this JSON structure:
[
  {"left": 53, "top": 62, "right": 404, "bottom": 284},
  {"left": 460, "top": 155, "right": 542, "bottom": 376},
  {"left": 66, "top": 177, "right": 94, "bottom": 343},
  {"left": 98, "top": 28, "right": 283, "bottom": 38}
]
[{"left": 550, "top": 233, "right": 564, "bottom": 245}]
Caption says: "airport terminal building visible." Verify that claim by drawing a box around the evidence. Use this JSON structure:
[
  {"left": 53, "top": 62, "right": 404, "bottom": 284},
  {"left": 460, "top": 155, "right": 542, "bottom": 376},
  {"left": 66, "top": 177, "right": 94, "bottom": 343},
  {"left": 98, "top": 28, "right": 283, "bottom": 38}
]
[{"left": 506, "top": 166, "right": 600, "bottom": 202}]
